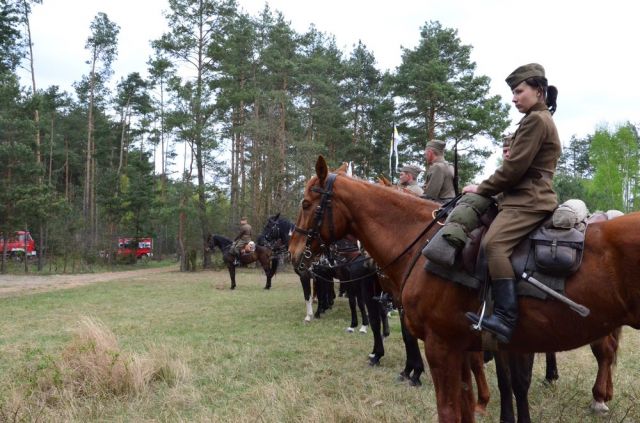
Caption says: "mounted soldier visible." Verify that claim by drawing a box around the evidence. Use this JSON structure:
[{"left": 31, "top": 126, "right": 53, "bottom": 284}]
[
  {"left": 397, "top": 164, "right": 424, "bottom": 196},
  {"left": 231, "top": 217, "right": 253, "bottom": 266},
  {"left": 422, "top": 139, "right": 455, "bottom": 203}
]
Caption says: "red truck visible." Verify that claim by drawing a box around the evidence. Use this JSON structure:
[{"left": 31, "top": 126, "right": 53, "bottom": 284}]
[
  {"left": 117, "top": 237, "right": 153, "bottom": 260},
  {"left": 0, "top": 231, "right": 37, "bottom": 259}
]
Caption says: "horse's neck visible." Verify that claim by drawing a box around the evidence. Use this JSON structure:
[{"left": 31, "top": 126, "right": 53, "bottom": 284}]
[
  {"left": 216, "top": 237, "right": 231, "bottom": 250},
  {"left": 336, "top": 178, "right": 437, "bottom": 278}
]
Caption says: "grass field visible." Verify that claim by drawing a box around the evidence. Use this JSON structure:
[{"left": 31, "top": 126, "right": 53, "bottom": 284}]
[{"left": 0, "top": 267, "right": 639, "bottom": 422}]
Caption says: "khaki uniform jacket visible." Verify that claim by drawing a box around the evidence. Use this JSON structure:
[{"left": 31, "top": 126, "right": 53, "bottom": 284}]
[
  {"left": 477, "top": 103, "right": 561, "bottom": 212},
  {"left": 399, "top": 181, "right": 424, "bottom": 196},
  {"left": 235, "top": 223, "right": 252, "bottom": 242},
  {"left": 423, "top": 159, "right": 455, "bottom": 201}
]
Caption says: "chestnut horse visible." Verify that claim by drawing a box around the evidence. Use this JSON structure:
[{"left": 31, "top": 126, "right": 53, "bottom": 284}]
[{"left": 290, "top": 156, "right": 636, "bottom": 423}]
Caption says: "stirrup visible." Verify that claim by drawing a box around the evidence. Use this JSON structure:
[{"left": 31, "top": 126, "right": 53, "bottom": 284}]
[{"left": 470, "top": 301, "right": 488, "bottom": 331}]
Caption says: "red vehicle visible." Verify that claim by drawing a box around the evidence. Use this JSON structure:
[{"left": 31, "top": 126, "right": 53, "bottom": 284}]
[
  {"left": 0, "top": 231, "right": 37, "bottom": 258},
  {"left": 117, "top": 237, "right": 153, "bottom": 260}
]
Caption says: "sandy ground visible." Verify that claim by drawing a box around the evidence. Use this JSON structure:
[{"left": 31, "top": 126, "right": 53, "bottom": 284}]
[{"left": 0, "top": 266, "right": 178, "bottom": 298}]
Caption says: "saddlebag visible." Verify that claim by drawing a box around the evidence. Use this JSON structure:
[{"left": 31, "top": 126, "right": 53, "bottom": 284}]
[{"left": 530, "top": 227, "right": 584, "bottom": 276}]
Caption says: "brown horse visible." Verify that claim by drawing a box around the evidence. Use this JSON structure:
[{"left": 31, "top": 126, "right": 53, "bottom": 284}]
[
  {"left": 207, "top": 234, "right": 278, "bottom": 290},
  {"left": 289, "top": 156, "right": 636, "bottom": 423}
]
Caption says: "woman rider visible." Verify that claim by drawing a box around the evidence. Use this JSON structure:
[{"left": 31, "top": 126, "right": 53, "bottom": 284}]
[{"left": 463, "top": 63, "right": 561, "bottom": 343}]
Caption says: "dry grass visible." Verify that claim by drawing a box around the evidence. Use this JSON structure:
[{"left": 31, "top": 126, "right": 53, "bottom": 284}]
[{"left": 0, "top": 317, "right": 189, "bottom": 422}]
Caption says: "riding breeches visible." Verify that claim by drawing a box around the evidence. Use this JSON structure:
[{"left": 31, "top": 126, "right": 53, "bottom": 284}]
[{"left": 481, "top": 208, "right": 550, "bottom": 279}]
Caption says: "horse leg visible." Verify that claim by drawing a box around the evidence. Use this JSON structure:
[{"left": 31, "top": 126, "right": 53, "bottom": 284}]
[
  {"left": 346, "top": 283, "right": 358, "bottom": 332},
  {"left": 299, "top": 273, "right": 313, "bottom": 322},
  {"left": 469, "top": 351, "right": 490, "bottom": 415},
  {"left": 261, "top": 256, "right": 273, "bottom": 289},
  {"left": 494, "top": 351, "right": 516, "bottom": 423},
  {"left": 589, "top": 328, "right": 620, "bottom": 414},
  {"left": 264, "top": 273, "right": 272, "bottom": 290},
  {"left": 356, "top": 284, "right": 369, "bottom": 334},
  {"left": 361, "top": 277, "right": 384, "bottom": 365},
  {"left": 313, "top": 270, "right": 330, "bottom": 318},
  {"left": 228, "top": 263, "right": 237, "bottom": 290},
  {"left": 544, "top": 352, "right": 559, "bottom": 384},
  {"left": 381, "top": 305, "right": 390, "bottom": 337},
  {"left": 509, "top": 352, "right": 534, "bottom": 423},
  {"left": 398, "top": 311, "right": 425, "bottom": 387},
  {"left": 424, "top": 334, "right": 474, "bottom": 423}
]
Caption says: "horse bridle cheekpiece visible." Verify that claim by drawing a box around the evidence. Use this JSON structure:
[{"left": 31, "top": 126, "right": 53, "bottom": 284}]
[{"left": 294, "top": 173, "right": 338, "bottom": 273}]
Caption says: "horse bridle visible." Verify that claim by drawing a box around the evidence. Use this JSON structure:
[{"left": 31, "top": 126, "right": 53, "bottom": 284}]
[{"left": 293, "top": 173, "right": 338, "bottom": 273}]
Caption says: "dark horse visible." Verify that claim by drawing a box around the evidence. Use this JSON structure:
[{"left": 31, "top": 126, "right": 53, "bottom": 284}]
[
  {"left": 290, "top": 157, "right": 635, "bottom": 422},
  {"left": 206, "top": 234, "right": 278, "bottom": 290},
  {"left": 259, "top": 214, "right": 317, "bottom": 321}
]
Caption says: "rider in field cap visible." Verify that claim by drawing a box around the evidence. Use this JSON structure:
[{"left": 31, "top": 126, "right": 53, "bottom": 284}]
[
  {"left": 463, "top": 62, "right": 560, "bottom": 343},
  {"left": 398, "top": 164, "right": 423, "bottom": 196},
  {"left": 423, "top": 139, "right": 455, "bottom": 203}
]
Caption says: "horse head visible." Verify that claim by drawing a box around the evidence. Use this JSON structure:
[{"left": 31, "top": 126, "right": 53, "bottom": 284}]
[
  {"left": 289, "top": 156, "right": 355, "bottom": 273},
  {"left": 259, "top": 213, "right": 294, "bottom": 250},
  {"left": 208, "top": 234, "right": 232, "bottom": 254}
]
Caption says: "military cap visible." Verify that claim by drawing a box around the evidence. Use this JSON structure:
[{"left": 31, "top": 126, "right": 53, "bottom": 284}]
[
  {"left": 399, "top": 164, "right": 422, "bottom": 178},
  {"left": 426, "top": 139, "right": 446, "bottom": 154},
  {"left": 505, "top": 63, "right": 545, "bottom": 90}
]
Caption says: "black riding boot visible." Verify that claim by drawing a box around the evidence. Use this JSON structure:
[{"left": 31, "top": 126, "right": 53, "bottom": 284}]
[{"left": 466, "top": 278, "right": 518, "bottom": 344}]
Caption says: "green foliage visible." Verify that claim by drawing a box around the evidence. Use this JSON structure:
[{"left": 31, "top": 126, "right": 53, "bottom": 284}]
[
  {"left": 587, "top": 123, "right": 639, "bottom": 212},
  {"left": 393, "top": 21, "right": 510, "bottom": 186}
]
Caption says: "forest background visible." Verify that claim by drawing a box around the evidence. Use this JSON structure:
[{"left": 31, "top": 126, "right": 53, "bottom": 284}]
[{"left": 1, "top": 0, "right": 638, "bottom": 272}]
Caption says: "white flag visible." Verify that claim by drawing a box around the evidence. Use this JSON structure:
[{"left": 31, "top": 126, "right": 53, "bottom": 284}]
[{"left": 389, "top": 124, "right": 400, "bottom": 176}]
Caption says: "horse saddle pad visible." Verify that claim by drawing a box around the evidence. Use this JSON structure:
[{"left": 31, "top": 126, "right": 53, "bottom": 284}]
[{"left": 424, "top": 217, "right": 586, "bottom": 300}]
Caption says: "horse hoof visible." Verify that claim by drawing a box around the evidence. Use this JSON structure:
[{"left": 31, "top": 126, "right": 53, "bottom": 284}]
[
  {"left": 346, "top": 327, "right": 355, "bottom": 333},
  {"left": 230, "top": 286, "right": 236, "bottom": 290},
  {"left": 304, "top": 315, "right": 312, "bottom": 323},
  {"left": 397, "top": 371, "right": 409, "bottom": 382},
  {"left": 359, "top": 325, "right": 368, "bottom": 334},
  {"left": 368, "top": 357, "right": 380, "bottom": 366},
  {"left": 590, "top": 400, "right": 609, "bottom": 414},
  {"left": 409, "top": 377, "right": 422, "bottom": 387}
]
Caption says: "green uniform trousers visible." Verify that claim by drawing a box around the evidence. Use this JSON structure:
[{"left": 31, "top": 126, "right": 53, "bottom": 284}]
[{"left": 482, "top": 208, "right": 550, "bottom": 279}]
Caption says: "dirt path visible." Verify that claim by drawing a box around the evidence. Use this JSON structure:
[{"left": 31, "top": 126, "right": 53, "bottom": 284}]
[{"left": 0, "top": 265, "right": 179, "bottom": 298}]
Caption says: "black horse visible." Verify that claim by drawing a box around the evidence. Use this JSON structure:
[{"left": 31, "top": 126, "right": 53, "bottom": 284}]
[
  {"left": 206, "top": 234, "right": 278, "bottom": 290},
  {"left": 259, "top": 213, "right": 322, "bottom": 321}
]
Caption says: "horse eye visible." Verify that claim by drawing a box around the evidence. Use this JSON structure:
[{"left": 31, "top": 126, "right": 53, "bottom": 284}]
[{"left": 301, "top": 200, "right": 311, "bottom": 210}]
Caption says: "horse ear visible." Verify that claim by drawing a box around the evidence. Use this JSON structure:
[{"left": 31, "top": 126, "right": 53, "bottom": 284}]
[
  {"left": 274, "top": 212, "right": 280, "bottom": 220},
  {"left": 316, "top": 155, "right": 328, "bottom": 183},
  {"left": 378, "top": 175, "right": 391, "bottom": 186},
  {"left": 335, "top": 162, "right": 348, "bottom": 173}
]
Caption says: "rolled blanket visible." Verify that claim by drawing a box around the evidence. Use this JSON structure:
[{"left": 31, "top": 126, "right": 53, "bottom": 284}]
[{"left": 422, "top": 193, "right": 494, "bottom": 267}]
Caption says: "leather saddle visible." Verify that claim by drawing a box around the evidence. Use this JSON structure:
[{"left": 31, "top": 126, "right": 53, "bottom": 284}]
[{"left": 425, "top": 204, "right": 588, "bottom": 299}]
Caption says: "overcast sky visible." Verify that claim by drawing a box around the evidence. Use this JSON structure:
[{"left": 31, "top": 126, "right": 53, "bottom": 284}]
[{"left": 20, "top": 0, "right": 640, "bottom": 176}]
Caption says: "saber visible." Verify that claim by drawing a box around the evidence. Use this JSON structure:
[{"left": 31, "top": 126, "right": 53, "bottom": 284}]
[{"left": 521, "top": 272, "right": 590, "bottom": 317}]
